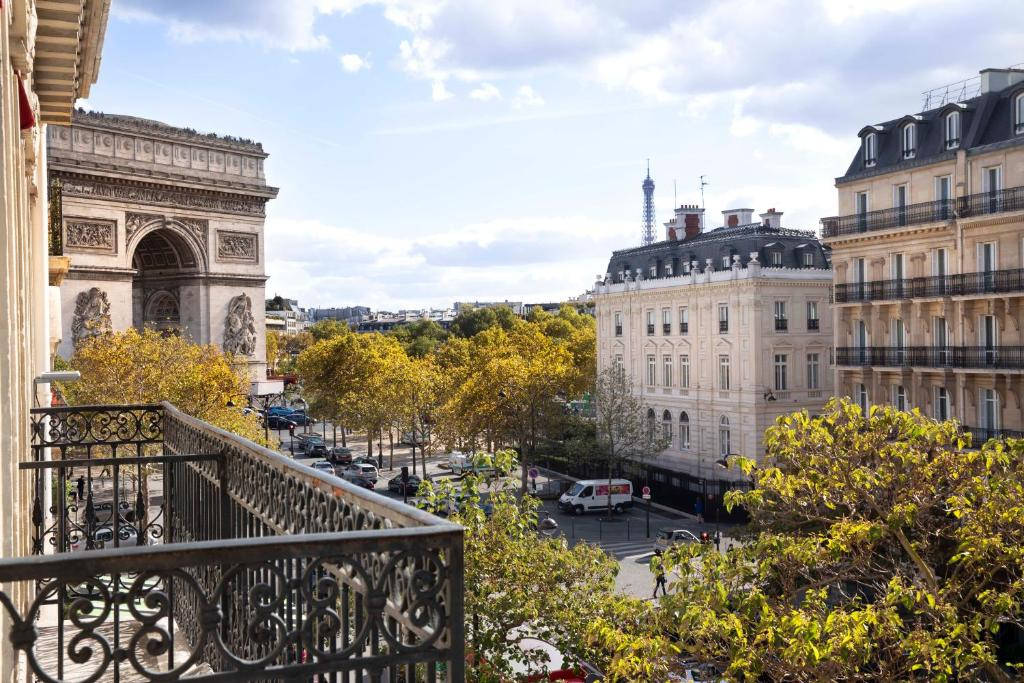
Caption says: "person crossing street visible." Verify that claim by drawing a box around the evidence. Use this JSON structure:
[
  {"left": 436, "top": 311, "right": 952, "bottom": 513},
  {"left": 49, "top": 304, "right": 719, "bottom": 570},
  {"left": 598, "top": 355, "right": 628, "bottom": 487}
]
[{"left": 651, "top": 549, "right": 668, "bottom": 597}]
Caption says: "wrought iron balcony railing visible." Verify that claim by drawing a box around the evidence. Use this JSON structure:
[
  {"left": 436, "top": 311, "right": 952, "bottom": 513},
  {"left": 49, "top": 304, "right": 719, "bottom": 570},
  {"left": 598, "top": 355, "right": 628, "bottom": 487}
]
[
  {"left": 662, "top": 323, "right": 671, "bottom": 335},
  {"left": 647, "top": 323, "right": 655, "bottom": 335},
  {"left": 719, "top": 320, "right": 729, "bottom": 333},
  {"left": 962, "top": 425, "right": 1024, "bottom": 444},
  {"left": 835, "top": 346, "right": 1024, "bottom": 370},
  {"left": 807, "top": 318, "right": 820, "bottom": 330},
  {"left": 8, "top": 403, "right": 464, "bottom": 682},
  {"left": 834, "top": 268, "right": 1024, "bottom": 302},
  {"left": 821, "top": 185, "right": 1024, "bottom": 237},
  {"left": 679, "top": 322, "right": 688, "bottom": 334},
  {"left": 775, "top": 318, "right": 788, "bottom": 332}
]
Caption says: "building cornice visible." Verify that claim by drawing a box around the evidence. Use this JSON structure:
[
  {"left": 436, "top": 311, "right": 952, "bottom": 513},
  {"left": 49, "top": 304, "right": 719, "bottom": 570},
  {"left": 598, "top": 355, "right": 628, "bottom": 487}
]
[
  {"left": 52, "top": 170, "right": 271, "bottom": 218},
  {"left": 68, "top": 265, "right": 269, "bottom": 286},
  {"left": 821, "top": 221, "right": 953, "bottom": 248},
  {"left": 50, "top": 157, "right": 278, "bottom": 199},
  {"left": 72, "top": 110, "right": 267, "bottom": 155}
]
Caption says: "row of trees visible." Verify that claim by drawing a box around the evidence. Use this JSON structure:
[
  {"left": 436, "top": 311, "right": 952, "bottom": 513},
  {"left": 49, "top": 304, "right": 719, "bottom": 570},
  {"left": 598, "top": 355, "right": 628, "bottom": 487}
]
[{"left": 295, "top": 306, "right": 599, "bottom": 480}]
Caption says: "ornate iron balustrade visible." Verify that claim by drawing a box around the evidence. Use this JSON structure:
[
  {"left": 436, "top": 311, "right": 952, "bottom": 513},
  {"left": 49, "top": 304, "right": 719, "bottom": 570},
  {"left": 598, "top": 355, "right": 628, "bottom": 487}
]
[
  {"left": 807, "top": 318, "right": 820, "bottom": 330},
  {"left": 834, "top": 346, "right": 1024, "bottom": 370},
  {"left": 962, "top": 425, "right": 1024, "bottom": 444},
  {"left": 821, "top": 185, "right": 1024, "bottom": 238},
  {"left": 15, "top": 403, "right": 464, "bottom": 682},
  {"left": 774, "top": 319, "right": 788, "bottom": 332},
  {"left": 834, "top": 268, "right": 1024, "bottom": 303}
]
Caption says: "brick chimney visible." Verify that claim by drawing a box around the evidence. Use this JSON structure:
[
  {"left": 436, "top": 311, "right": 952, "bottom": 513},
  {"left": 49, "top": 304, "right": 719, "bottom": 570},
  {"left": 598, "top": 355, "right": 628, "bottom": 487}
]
[
  {"left": 759, "top": 208, "right": 783, "bottom": 229},
  {"left": 665, "top": 204, "right": 704, "bottom": 240},
  {"left": 721, "top": 208, "right": 754, "bottom": 227}
]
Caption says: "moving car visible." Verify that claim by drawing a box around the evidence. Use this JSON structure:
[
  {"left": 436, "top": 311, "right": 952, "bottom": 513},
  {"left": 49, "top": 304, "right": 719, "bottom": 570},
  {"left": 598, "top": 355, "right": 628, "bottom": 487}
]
[
  {"left": 341, "top": 463, "right": 378, "bottom": 485},
  {"left": 327, "top": 446, "right": 353, "bottom": 465},
  {"left": 557, "top": 479, "right": 633, "bottom": 515},
  {"left": 71, "top": 526, "right": 139, "bottom": 551},
  {"left": 654, "top": 528, "right": 701, "bottom": 553},
  {"left": 351, "top": 455, "right": 377, "bottom": 467},
  {"left": 387, "top": 473, "right": 422, "bottom": 494},
  {"left": 294, "top": 434, "right": 327, "bottom": 457},
  {"left": 267, "top": 414, "right": 298, "bottom": 430},
  {"left": 310, "top": 460, "right": 336, "bottom": 476}
]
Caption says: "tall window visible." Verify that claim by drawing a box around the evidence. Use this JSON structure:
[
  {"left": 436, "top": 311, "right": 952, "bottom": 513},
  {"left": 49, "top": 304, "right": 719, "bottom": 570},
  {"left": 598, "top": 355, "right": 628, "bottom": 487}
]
[
  {"left": 807, "top": 353, "right": 820, "bottom": 389},
  {"left": 774, "top": 301, "right": 787, "bottom": 331},
  {"left": 679, "top": 307, "right": 689, "bottom": 334},
  {"left": 894, "top": 185, "right": 908, "bottom": 226},
  {"left": 1016, "top": 93, "right": 1024, "bottom": 134},
  {"left": 892, "top": 319, "right": 906, "bottom": 348},
  {"left": 857, "top": 384, "right": 869, "bottom": 415},
  {"left": 679, "top": 412, "right": 690, "bottom": 449},
  {"left": 934, "top": 247, "right": 947, "bottom": 277},
  {"left": 646, "top": 310, "right": 655, "bottom": 336},
  {"left": 945, "top": 111, "right": 960, "bottom": 148},
  {"left": 981, "top": 389, "right": 1000, "bottom": 430},
  {"left": 718, "top": 304, "right": 729, "bottom": 333},
  {"left": 719, "top": 416, "right": 731, "bottom": 456},
  {"left": 863, "top": 132, "right": 877, "bottom": 166},
  {"left": 662, "top": 355, "right": 673, "bottom": 386},
  {"left": 774, "top": 354, "right": 788, "bottom": 391},
  {"left": 856, "top": 192, "right": 869, "bottom": 231},
  {"left": 662, "top": 410, "right": 673, "bottom": 443},
  {"left": 613, "top": 354, "right": 623, "bottom": 373},
  {"left": 936, "top": 176, "right": 952, "bottom": 220},
  {"left": 981, "top": 314, "right": 997, "bottom": 365},
  {"left": 722, "top": 254, "right": 731, "bottom": 269},
  {"left": 662, "top": 308, "right": 671, "bottom": 335},
  {"left": 902, "top": 123, "right": 916, "bottom": 159},
  {"left": 807, "top": 301, "right": 819, "bottom": 330},
  {"left": 679, "top": 354, "right": 690, "bottom": 388},
  {"left": 646, "top": 355, "right": 656, "bottom": 386},
  {"left": 770, "top": 251, "right": 783, "bottom": 266},
  {"left": 614, "top": 311, "right": 622, "bottom": 337},
  {"left": 893, "top": 385, "right": 907, "bottom": 411},
  {"left": 935, "top": 387, "right": 950, "bottom": 421},
  {"left": 892, "top": 252, "right": 904, "bottom": 280},
  {"left": 718, "top": 355, "right": 730, "bottom": 390}
]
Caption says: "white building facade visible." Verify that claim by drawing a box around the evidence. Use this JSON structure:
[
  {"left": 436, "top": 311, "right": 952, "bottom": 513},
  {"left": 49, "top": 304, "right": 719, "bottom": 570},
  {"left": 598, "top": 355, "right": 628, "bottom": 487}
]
[{"left": 594, "top": 207, "right": 834, "bottom": 478}]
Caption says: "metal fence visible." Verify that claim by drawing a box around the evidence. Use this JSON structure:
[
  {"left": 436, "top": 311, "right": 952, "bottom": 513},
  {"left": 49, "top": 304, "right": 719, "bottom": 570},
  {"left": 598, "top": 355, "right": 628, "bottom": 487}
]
[
  {"left": 821, "top": 184, "right": 1024, "bottom": 238},
  {"left": 532, "top": 454, "right": 751, "bottom": 524},
  {"left": 834, "top": 268, "right": 1024, "bottom": 303},
  {"left": 962, "top": 425, "right": 1024, "bottom": 444},
  {"left": 835, "top": 346, "right": 1024, "bottom": 370},
  {"left": 9, "top": 403, "right": 464, "bottom": 682}
]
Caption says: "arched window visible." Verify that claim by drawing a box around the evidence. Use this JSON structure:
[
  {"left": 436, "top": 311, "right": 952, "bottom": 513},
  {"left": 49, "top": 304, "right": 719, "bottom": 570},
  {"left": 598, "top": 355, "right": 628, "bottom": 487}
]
[
  {"left": 902, "top": 123, "right": 916, "bottom": 159},
  {"left": 662, "top": 410, "right": 672, "bottom": 443},
  {"left": 719, "top": 415, "right": 731, "bottom": 456},
  {"left": 945, "top": 111, "right": 960, "bottom": 149},
  {"left": 1015, "top": 93, "right": 1024, "bottom": 135},
  {"left": 863, "top": 132, "right": 877, "bottom": 166},
  {"left": 679, "top": 411, "right": 690, "bottom": 449}
]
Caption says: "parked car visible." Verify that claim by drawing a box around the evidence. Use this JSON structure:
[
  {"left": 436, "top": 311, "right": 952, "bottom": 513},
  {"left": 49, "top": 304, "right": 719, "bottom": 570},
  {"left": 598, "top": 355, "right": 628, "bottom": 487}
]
[
  {"left": 295, "top": 434, "right": 327, "bottom": 456},
  {"left": 267, "top": 414, "right": 298, "bottom": 430},
  {"left": 351, "top": 454, "right": 377, "bottom": 467},
  {"left": 341, "top": 463, "right": 378, "bottom": 485},
  {"left": 387, "top": 473, "right": 422, "bottom": 494},
  {"left": 71, "top": 526, "right": 139, "bottom": 551},
  {"left": 267, "top": 406, "right": 298, "bottom": 417},
  {"left": 653, "top": 528, "right": 701, "bottom": 553},
  {"left": 448, "top": 452, "right": 505, "bottom": 477},
  {"left": 327, "top": 447, "right": 353, "bottom": 465},
  {"left": 287, "top": 411, "right": 315, "bottom": 426},
  {"left": 557, "top": 479, "right": 633, "bottom": 515},
  {"left": 310, "top": 460, "right": 336, "bottom": 476}
]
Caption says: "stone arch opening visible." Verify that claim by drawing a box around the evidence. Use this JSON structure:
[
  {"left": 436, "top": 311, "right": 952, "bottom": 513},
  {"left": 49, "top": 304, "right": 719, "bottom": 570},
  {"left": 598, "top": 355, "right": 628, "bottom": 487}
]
[{"left": 131, "top": 228, "right": 202, "bottom": 336}]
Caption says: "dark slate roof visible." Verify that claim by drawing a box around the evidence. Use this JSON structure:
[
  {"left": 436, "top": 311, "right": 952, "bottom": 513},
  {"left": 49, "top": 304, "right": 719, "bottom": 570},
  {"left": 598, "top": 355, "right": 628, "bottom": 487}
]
[
  {"left": 604, "top": 222, "right": 830, "bottom": 282},
  {"left": 839, "top": 77, "right": 1024, "bottom": 184}
]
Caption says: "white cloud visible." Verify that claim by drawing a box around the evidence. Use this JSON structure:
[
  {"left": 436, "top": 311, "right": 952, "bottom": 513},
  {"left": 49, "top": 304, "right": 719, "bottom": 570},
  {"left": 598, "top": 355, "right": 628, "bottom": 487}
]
[
  {"left": 511, "top": 85, "right": 544, "bottom": 108},
  {"left": 469, "top": 82, "right": 502, "bottom": 101},
  {"left": 339, "top": 53, "right": 370, "bottom": 72},
  {"left": 431, "top": 80, "right": 454, "bottom": 101}
]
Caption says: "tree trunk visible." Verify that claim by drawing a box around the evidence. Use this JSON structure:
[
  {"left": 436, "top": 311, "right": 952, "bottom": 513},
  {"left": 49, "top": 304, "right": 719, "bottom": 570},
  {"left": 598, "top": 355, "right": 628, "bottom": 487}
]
[
  {"left": 367, "top": 430, "right": 373, "bottom": 458},
  {"left": 332, "top": 423, "right": 337, "bottom": 448},
  {"left": 388, "top": 430, "right": 394, "bottom": 470},
  {"left": 341, "top": 427, "right": 347, "bottom": 447}
]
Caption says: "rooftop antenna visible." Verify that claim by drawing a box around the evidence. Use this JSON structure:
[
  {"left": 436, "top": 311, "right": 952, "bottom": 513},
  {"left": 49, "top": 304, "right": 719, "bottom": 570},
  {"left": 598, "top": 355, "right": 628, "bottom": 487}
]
[
  {"left": 673, "top": 179, "right": 677, "bottom": 209},
  {"left": 699, "top": 175, "right": 709, "bottom": 210},
  {"left": 641, "top": 160, "right": 656, "bottom": 246}
]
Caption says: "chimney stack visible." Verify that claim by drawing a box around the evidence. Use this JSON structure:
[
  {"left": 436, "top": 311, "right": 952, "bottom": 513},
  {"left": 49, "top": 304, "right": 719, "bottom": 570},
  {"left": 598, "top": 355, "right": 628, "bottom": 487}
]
[
  {"left": 759, "top": 208, "right": 783, "bottom": 229},
  {"left": 665, "top": 204, "right": 705, "bottom": 240},
  {"left": 980, "top": 68, "right": 1024, "bottom": 94},
  {"left": 722, "top": 208, "right": 754, "bottom": 227}
]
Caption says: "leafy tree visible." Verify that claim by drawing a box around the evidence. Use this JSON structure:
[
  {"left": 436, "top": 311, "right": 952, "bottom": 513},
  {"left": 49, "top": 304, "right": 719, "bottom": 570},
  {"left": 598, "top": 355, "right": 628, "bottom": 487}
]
[
  {"left": 417, "top": 450, "right": 661, "bottom": 681},
  {"left": 308, "top": 318, "right": 350, "bottom": 342},
  {"left": 589, "top": 366, "right": 667, "bottom": 517},
  {"left": 265, "top": 330, "right": 282, "bottom": 374},
  {"left": 644, "top": 399, "right": 1024, "bottom": 681},
  {"left": 296, "top": 324, "right": 369, "bottom": 448},
  {"left": 390, "top": 318, "right": 448, "bottom": 358},
  {"left": 450, "top": 305, "right": 518, "bottom": 339}
]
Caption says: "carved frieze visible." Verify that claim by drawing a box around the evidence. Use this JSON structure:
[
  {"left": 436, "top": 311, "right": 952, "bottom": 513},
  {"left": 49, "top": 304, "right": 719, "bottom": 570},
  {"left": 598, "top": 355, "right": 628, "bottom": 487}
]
[
  {"left": 71, "top": 287, "right": 113, "bottom": 346},
  {"left": 217, "top": 231, "right": 258, "bottom": 263},
  {"left": 175, "top": 217, "right": 209, "bottom": 244},
  {"left": 59, "top": 176, "right": 267, "bottom": 217},
  {"left": 125, "top": 212, "right": 162, "bottom": 243},
  {"left": 64, "top": 218, "right": 116, "bottom": 252},
  {"left": 223, "top": 293, "right": 257, "bottom": 357}
]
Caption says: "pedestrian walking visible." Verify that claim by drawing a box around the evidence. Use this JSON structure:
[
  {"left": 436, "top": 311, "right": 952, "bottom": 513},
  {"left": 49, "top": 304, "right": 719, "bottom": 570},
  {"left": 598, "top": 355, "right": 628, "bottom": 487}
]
[
  {"left": 651, "top": 550, "right": 668, "bottom": 598},
  {"left": 694, "top": 496, "right": 704, "bottom": 524},
  {"left": 76, "top": 475, "right": 85, "bottom": 502},
  {"left": 714, "top": 529, "right": 722, "bottom": 551}
]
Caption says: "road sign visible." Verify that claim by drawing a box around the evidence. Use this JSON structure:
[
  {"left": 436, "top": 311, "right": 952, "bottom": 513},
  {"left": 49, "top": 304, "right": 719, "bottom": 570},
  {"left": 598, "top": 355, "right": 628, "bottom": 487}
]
[
  {"left": 642, "top": 493, "right": 651, "bottom": 500},
  {"left": 641, "top": 485, "right": 651, "bottom": 496},
  {"left": 528, "top": 467, "right": 539, "bottom": 479}
]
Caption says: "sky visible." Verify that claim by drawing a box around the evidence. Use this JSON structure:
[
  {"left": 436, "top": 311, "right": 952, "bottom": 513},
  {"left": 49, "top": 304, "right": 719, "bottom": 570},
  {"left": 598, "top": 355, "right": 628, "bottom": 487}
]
[{"left": 80, "top": 0, "right": 1024, "bottom": 311}]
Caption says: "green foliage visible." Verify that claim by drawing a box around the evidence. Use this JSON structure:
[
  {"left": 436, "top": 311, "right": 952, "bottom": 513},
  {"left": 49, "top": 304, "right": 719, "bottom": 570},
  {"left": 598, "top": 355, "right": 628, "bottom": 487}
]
[
  {"left": 307, "top": 318, "right": 350, "bottom": 341},
  {"left": 389, "top": 319, "right": 448, "bottom": 357},
  {"left": 640, "top": 399, "right": 1024, "bottom": 682},
  {"left": 450, "top": 306, "right": 518, "bottom": 338}
]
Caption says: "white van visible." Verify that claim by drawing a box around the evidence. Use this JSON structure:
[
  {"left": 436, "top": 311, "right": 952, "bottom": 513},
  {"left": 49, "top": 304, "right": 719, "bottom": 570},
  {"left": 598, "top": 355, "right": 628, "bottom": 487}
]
[{"left": 558, "top": 479, "right": 633, "bottom": 515}]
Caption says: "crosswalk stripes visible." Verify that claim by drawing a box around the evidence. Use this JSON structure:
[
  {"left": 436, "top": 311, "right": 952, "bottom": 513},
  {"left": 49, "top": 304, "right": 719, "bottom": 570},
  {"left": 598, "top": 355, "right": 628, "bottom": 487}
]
[{"left": 564, "top": 535, "right": 656, "bottom": 560}]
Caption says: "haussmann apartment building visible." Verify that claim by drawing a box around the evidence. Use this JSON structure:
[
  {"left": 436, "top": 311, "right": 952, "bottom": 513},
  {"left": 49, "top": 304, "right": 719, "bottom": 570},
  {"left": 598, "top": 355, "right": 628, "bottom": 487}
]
[
  {"left": 594, "top": 205, "right": 834, "bottom": 479},
  {"left": 825, "top": 67, "right": 1024, "bottom": 442}
]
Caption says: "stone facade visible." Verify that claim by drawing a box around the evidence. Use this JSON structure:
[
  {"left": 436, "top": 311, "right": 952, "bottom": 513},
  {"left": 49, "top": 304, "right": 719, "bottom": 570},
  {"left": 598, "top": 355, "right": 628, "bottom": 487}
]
[
  {"left": 48, "top": 110, "right": 279, "bottom": 380},
  {"left": 595, "top": 212, "right": 834, "bottom": 479},
  {"left": 825, "top": 67, "right": 1024, "bottom": 436}
]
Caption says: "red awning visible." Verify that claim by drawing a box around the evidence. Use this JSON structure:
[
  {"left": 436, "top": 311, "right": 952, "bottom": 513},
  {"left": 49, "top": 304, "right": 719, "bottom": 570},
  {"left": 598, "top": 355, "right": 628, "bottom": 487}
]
[{"left": 17, "top": 73, "right": 35, "bottom": 130}]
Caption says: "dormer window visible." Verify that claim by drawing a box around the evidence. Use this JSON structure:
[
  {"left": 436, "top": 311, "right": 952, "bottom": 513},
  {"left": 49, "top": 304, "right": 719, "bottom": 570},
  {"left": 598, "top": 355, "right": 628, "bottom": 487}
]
[
  {"left": 1016, "top": 93, "right": 1024, "bottom": 135},
  {"left": 902, "top": 123, "right": 916, "bottom": 159},
  {"left": 863, "top": 132, "right": 877, "bottom": 167},
  {"left": 945, "top": 111, "right": 960, "bottom": 149}
]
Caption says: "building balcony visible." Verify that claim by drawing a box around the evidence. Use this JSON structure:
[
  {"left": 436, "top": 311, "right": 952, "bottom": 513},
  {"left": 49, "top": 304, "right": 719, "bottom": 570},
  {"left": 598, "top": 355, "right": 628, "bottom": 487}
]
[
  {"left": 774, "top": 318, "right": 788, "bottom": 332},
  {"left": 821, "top": 185, "right": 1024, "bottom": 238},
  {"left": 662, "top": 323, "right": 671, "bottom": 335},
  {"left": 679, "top": 322, "right": 688, "bottom": 334},
  {"left": 835, "top": 346, "right": 1024, "bottom": 370},
  {"left": 807, "top": 318, "right": 820, "bottom": 331},
  {"left": 834, "top": 268, "right": 1024, "bottom": 303},
  {"left": 4, "top": 403, "right": 464, "bottom": 682},
  {"left": 719, "top": 320, "right": 729, "bottom": 333},
  {"left": 647, "top": 323, "right": 655, "bottom": 335},
  {"left": 962, "top": 425, "right": 1024, "bottom": 444}
]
